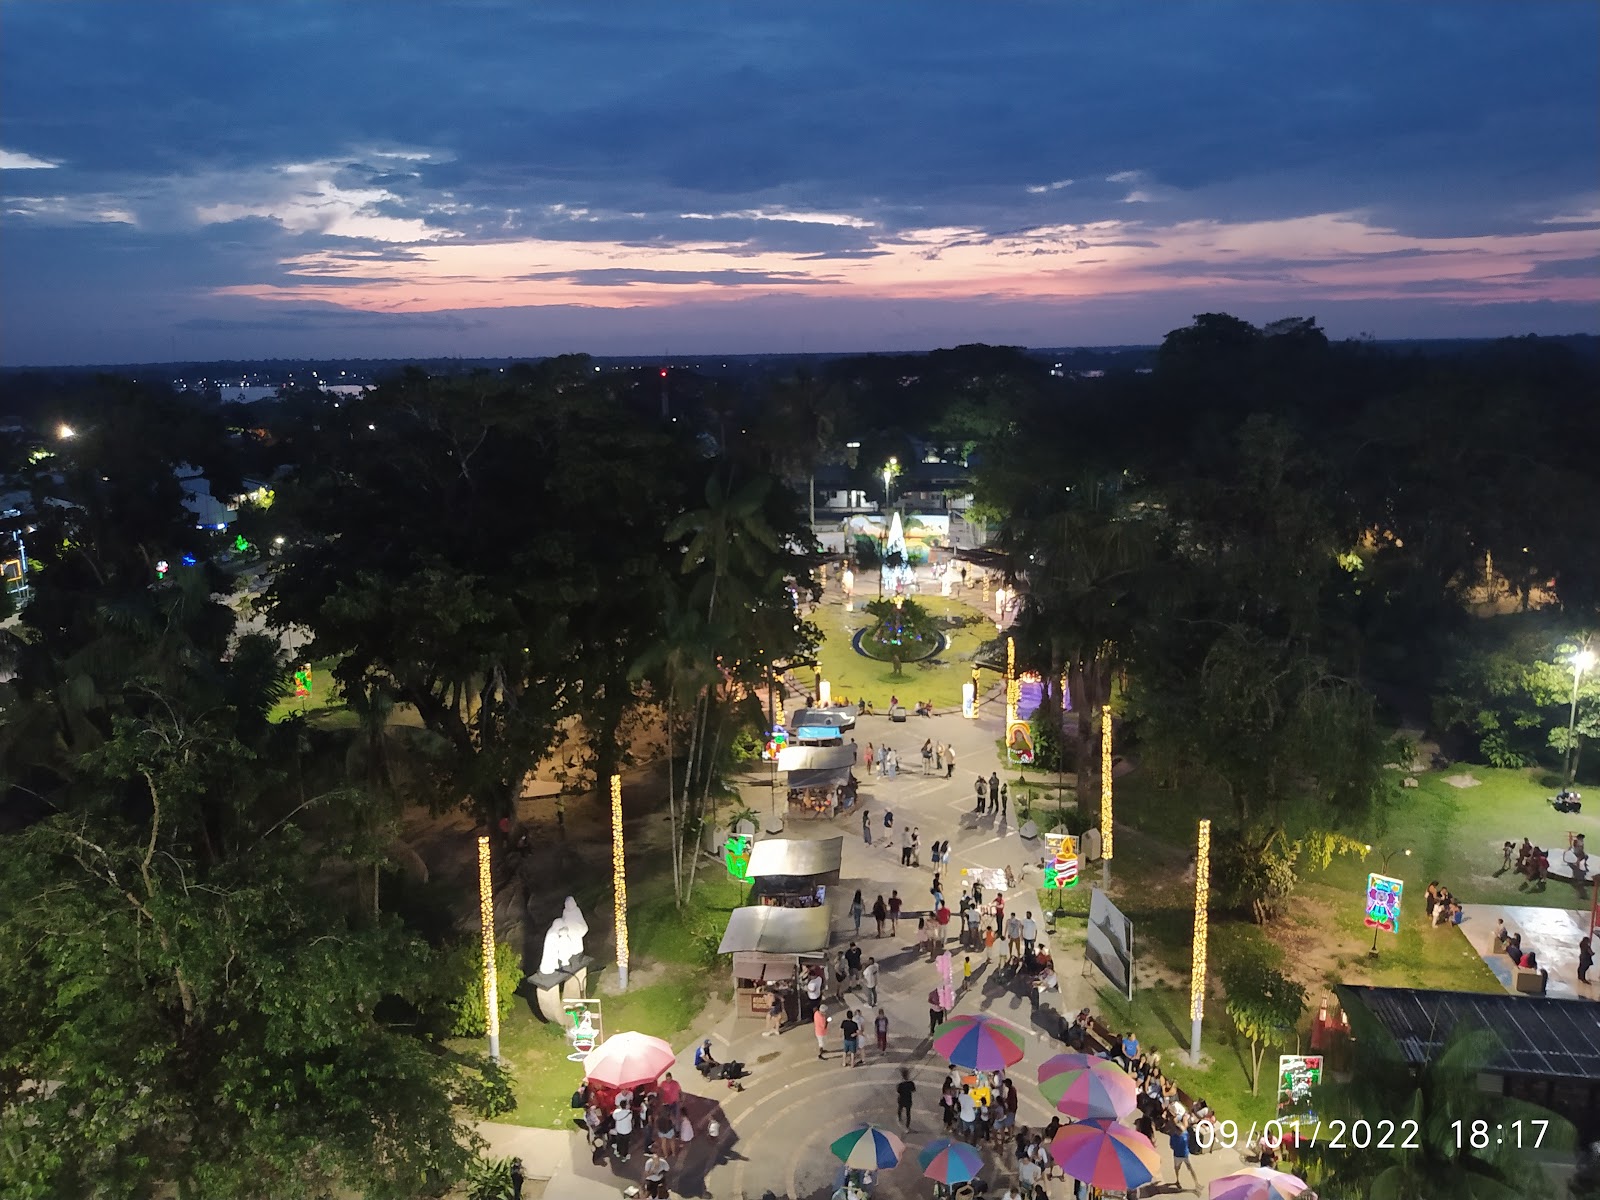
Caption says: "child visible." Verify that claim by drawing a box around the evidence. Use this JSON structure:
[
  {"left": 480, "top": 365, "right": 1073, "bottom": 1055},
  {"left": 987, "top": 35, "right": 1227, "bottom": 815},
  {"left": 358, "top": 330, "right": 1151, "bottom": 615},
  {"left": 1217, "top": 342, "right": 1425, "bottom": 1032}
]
[
  {"left": 962, "top": 955, "right": 973, "bottom": 992},
  {"left": 984, "top": 924, "right": 996, "bottom": 963}
]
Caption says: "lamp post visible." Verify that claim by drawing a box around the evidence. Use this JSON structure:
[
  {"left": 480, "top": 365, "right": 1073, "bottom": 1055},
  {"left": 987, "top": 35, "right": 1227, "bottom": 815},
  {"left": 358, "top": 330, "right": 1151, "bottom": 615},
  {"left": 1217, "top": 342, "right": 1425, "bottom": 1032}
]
[
  {"left": 1565, "top": 647, "right": 1596, "bottom": 786},
  {"left": 612, "top": 774, "right": 630, "bottom": 990},
  {"left": 882, "top": 457, "right": 896, "bottom": 510},
  {"left": 1190, "top": 819, "right": 1210, "bottom": 1065},
  {"left": 476, "top": 835, "right": 500, "bottom": 1061}
]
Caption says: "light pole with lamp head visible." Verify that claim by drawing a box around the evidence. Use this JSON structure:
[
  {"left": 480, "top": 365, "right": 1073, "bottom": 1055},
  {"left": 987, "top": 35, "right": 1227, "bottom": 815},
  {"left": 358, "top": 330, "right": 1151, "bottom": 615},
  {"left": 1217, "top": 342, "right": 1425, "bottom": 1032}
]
[
  {"left": 1565, "top": 646, "right": 1596, "bottom": 786},
  {"left": 878, "top": 458, "right": 896, "bottom": 598}
]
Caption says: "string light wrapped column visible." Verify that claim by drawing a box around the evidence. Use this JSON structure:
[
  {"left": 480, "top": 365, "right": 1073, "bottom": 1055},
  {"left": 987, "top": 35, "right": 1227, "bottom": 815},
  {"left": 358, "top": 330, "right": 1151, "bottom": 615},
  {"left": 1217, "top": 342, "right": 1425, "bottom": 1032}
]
[
  {"left": 1190, "top": 819, "right": 1211, "bottom": 1064},
  {"left": 1005, "top": 637, "right": 1019, "bottom": 727},
  {"left": 611, "top": 774, "right": 630, "bottom": 991},
  {"left": 1100, "top": 704, "right": 1114, "bottom": 886},
  {"left": 477, "top": 835, "right": 500, "bottom": 1061}
]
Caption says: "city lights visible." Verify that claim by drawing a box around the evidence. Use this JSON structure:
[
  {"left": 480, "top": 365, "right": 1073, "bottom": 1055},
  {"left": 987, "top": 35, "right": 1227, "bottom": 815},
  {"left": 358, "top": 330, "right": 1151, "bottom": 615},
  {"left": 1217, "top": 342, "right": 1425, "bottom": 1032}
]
[
  {"left": 611, "top": 774, "right": 630, "bottom": 990},
  {"left": 1190, "top": 818, "right": 1211, "bottom": 1064},
  {"left": 477, "top": 835, "right": 500, "bottom": 1061},
  {"left": 1005, "top": 637, "right": 1018, "bottom": 727}
]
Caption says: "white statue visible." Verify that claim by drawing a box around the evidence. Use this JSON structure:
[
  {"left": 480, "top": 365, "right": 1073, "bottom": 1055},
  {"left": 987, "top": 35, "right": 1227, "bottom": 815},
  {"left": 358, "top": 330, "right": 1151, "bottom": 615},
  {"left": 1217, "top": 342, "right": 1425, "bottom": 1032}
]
[{"left": 538, "top": 896, "right": 589, "bottom": 975}]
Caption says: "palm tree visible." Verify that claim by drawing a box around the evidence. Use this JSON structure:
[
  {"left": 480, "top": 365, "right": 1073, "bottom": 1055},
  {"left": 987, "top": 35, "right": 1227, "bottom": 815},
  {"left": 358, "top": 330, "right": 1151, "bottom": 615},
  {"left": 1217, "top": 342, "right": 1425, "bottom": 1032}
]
[{"left": 1299, "top": 1021, "right": 1570, "bottom": 1199}]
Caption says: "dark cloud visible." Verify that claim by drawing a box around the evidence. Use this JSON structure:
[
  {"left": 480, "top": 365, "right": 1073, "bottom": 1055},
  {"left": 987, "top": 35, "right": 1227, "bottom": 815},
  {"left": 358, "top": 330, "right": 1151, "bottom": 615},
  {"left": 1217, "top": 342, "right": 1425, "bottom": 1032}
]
[{"left": 1, "top": 0, "right": 1596, "bottom": 362}]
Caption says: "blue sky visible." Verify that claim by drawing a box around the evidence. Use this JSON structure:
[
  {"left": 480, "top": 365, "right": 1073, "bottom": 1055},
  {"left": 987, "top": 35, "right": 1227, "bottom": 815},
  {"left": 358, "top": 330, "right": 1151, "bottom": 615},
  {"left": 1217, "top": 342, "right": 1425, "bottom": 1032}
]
[{"left": 2, "top": 2, "right": 1596, "bottom": 365}]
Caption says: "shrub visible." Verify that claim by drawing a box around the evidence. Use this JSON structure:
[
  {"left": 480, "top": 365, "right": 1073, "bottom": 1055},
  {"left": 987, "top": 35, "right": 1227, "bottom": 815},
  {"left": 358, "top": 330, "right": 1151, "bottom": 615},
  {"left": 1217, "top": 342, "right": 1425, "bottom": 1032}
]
[{"left": 437, "top": 939, "right": 521, "bottom": 1038}]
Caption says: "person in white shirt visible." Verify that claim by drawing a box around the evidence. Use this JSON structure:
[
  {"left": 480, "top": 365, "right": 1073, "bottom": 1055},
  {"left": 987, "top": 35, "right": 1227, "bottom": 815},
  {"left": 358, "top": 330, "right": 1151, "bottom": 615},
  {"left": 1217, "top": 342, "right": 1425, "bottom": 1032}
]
[
  {"left": 861, "top": 959, "right": 880, "bottom": 1006},
  {"left": 1021, "top": 912, "right": 1038, "bottom": 953},
  {"left": 610, "top": 1100, "right": 635, "bottom": 1162},
  {"left": 1006, "top": 913, "right": 1023, "bottom": 958},
  {"left": 643, "top": 1150, "right": 670, "bottom": 1198},
  {"left": 957, "top": 1086, "right": 977, "bottom": 1140}
]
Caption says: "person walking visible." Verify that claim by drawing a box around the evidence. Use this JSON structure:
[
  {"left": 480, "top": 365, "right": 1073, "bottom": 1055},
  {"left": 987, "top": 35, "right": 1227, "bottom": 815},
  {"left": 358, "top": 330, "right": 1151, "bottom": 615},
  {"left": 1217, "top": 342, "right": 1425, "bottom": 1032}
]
[
  {"left": 888, "top": 889, "right": 902, "bottom": 934},
  {"left": 896, "top": 1067, "right": 916, "bottom": 1132},
  {"left": 1000, "top": 782, "right": 1008, "bottom": 819},
  {"left": 922, "top": 738, "right": 934, "bottom": 774},
  {"left": 875, "top": 1007, "right": 890, "bottom": 1053},
  {"left": 984, "top": 922, "right": 996, "bottom": 963},
  {"left": 1169, "top": 1115, "right": 1200, "bottom": 1191},
  {"left": 936, "top": 901, "right": 952, "bottom": 947},
  {"left": 653, "top": 1107, "right": 677, "bottom": 1158},
  {"left": 833, "top": 950, "right": 849, "bottom": 1001},
  {"left": 929, "top": 988, "right": 947, "bottom": 1036},
  {"left": 931, "top": 873, "right": 944, "bottom": 912},
  {"left": 862, "top": 957, "right": 880, "bottom": 1005},
  {"left": 862, "top": 809, "right": 873, "bottom": 845},
  {"left": 814, "top": 1004, "right": 830, "bottom": 1059},
  {"left": 872, "top": 895, "right": 888, "bottom": 937},
  {"left": 850, "top": 890, "right": 865, "bottom": 936},
  {"left": 1579, "top": 935, "right": 1593, "bottom": 984},
  {"left": 946, "top": 745, "right": 956, "bottom": 778},
  {"left": 763, "top": 988, "right": 784, "bottom": 1036},
  {"left": 911, "top": 827, "right": 922, "bottom": 867},
  {"left": 840, "top": 1009, "right": 862, "bottom": 1067}
]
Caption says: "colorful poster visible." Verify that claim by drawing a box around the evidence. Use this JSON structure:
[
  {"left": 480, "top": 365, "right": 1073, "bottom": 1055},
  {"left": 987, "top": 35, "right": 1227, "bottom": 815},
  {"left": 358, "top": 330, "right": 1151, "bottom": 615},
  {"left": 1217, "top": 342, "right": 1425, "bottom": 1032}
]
[
  {"left": 1363, "top": 873, "right": 1403, "bottom": 933},
  {"left": 723, "top": 833, "right": 752, "bottom": 882},
  {"left": 1276, "top": 1054, "right": 1324, "bottom": 1121},
  {"left": 293, "top": 664, "right": 313, "bottom": 699}
]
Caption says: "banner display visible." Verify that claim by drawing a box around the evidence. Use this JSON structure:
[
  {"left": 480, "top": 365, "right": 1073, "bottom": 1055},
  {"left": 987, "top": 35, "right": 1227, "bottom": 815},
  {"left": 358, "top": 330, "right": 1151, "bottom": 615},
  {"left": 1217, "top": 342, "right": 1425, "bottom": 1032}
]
[
  {"left": 1085, "top": 887, "right": 1134, "bottom": 1000},
  {"left": 1276, "top": 1053, "right": 1324, "bottom": 1122},
  {"left": 723, "top": 833, "right": 752, "bottom": 882},
  {"left": 1363, "top": 873, "right": 1403, "bottom": 933}
]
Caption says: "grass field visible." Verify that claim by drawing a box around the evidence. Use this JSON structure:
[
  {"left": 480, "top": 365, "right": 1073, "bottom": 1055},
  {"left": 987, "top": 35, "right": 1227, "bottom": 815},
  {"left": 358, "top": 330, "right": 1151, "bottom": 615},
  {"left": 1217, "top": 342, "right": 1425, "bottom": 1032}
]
[
  {"left": 486, "top": 872, "right": 746, "bottom": 1129},
  {"left": 810, "top": 592, "right": 998, "bottom": 711}
]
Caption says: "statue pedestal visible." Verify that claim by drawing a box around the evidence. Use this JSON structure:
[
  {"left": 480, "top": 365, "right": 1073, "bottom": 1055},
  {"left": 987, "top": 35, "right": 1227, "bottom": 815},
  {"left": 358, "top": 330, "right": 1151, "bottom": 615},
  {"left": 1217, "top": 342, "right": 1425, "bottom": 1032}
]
[{"left": 525, "top": 956, "right": 591, "bottom": 1023}]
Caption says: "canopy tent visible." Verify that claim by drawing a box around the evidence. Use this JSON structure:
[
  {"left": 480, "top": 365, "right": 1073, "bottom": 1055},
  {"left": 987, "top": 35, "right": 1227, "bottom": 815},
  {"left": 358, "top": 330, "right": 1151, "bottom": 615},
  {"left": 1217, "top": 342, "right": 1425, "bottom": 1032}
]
[
  {"left": 746, "top": 836, "right": 844, "bottom": 880},
  {"left": 777, "top": 743, "right": 855, "bottom": 773},
  {"left": 720, "top": 903, "right": 833, "bottom": 1022}
]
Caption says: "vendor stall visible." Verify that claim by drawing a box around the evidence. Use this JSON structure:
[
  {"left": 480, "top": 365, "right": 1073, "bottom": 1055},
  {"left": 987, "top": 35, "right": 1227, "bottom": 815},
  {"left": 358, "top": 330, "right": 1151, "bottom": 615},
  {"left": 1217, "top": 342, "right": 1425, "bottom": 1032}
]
[
  {"left": 747, "top": 836, "right": 844, "bottom": 908},
  {"left": 783, "top": 744, "right": 860, "bottom": 818},
  {"left": 719, "top": 903, "right": 832, "bottom": 1022}
]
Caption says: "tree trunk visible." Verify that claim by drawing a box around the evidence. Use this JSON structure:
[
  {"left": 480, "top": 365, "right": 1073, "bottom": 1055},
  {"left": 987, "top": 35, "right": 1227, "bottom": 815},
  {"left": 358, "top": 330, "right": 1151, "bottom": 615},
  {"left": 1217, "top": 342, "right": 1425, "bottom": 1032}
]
[{"left": 665, "top": 696, "right": 682, "bottom": 907}]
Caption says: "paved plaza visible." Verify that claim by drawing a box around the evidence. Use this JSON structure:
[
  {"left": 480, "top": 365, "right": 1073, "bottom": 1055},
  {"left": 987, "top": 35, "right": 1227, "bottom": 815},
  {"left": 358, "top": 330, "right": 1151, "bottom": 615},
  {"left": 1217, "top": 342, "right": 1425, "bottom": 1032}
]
[
  {"left": 1458, "top": 904, "right": 1598, "bottom": 1002},
  {"left": 519, "top": 583, "right": 1270, "bottom": 1198}
]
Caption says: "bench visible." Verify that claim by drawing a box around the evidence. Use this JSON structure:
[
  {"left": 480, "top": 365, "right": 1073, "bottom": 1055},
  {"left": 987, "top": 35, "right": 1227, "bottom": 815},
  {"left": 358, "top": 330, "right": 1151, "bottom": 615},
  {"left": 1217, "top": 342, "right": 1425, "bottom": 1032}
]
[{"left": 1514, "top": 965, "right": 1549, "bottom": 995}]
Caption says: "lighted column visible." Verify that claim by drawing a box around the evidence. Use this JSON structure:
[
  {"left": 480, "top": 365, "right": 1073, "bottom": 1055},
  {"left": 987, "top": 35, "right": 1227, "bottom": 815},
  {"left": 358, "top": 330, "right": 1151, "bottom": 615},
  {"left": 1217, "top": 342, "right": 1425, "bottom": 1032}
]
[
  {"left": 1005, "top": 637, "right": 1018, "bottom": 727},
  {"left": 477, "top": 835, "right": 500, "bottom": 1061},
  {"left": 969, "top": 666, "right": 981, "bottom": 719},
  {"left": 612, "top": 774, "right": 630, "bottom": 990},
  {"left": 1100, "top": 704, "right": 1114, "bottom": 887},
  {"left": 1190, "top": 818, "right": 1211, "bottom": 1064}
]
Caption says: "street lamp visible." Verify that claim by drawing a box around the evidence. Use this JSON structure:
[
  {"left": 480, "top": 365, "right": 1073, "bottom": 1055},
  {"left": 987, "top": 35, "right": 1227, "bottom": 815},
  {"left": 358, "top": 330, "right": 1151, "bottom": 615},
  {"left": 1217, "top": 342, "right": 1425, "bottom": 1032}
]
[
  {"left": 1565, "top": 647, "right": 1596, "bottom": 786},
  {"left": 882, "top": 457, "right": 897, "bottom": 510}
]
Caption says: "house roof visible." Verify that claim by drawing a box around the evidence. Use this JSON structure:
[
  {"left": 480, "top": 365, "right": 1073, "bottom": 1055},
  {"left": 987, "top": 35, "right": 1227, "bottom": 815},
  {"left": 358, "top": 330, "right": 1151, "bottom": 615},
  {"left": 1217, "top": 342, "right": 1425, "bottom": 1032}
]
[
  {"left": 718, "top": 904, "right": 833, "bottom": 955},
  {"left": 1338, "top": 985, "right": 1600, "bottom": 1082},
  {"left": 745, "top": 836, "right": 844, "bottom": 879}
]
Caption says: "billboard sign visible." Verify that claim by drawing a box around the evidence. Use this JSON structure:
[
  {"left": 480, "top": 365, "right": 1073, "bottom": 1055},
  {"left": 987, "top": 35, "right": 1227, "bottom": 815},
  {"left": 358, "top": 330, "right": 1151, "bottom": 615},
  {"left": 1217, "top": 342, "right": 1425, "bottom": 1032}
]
[
  {"left": 1276, "top": 1053, "right": 1324, "bottom": 1122},
  {"left": 1085, "top": 886, "right": 1134, "bottom": 1000},
  {"left": 1363, "top": 873, "right": 1403, "bottom": 934}
]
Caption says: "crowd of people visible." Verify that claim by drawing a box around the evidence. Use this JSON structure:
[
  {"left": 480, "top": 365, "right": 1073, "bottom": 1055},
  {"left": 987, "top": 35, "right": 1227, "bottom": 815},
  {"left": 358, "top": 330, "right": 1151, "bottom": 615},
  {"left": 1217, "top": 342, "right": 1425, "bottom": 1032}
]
[{"left": 1424, "top": 880, "right": 1463, "bottom": 926}]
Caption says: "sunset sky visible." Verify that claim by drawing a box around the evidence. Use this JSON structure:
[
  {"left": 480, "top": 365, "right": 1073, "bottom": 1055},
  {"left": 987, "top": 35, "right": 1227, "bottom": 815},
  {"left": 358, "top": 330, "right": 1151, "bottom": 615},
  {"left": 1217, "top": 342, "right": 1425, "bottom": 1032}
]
[{"left": 2, "top": 2, "right": 1597, "bottom": 365}]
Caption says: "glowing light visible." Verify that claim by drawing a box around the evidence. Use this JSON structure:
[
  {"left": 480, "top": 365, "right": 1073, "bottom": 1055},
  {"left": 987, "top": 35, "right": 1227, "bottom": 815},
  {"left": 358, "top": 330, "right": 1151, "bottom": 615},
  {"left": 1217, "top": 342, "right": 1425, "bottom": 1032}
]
[
  {"left": 611, "top": 774, "right": 630, "bottom": 990},
  {"left": 775, "top": 691, "right": 786, "bottom": 728},
  {"left": 1101, "top": 704, "right": 1114, "bottom": 864},
  {"left": 477, "top": 835, "right": 500, "bottom": 1060},
  {"left": 1005, "top": 637, "right": 1018, "bottom": 727},
  {"left": 56, "top": 423, "right": 76, "bottom": 439},
  {"left": 1191, "top": 819, "right": 1211, "bottom": 1026}
]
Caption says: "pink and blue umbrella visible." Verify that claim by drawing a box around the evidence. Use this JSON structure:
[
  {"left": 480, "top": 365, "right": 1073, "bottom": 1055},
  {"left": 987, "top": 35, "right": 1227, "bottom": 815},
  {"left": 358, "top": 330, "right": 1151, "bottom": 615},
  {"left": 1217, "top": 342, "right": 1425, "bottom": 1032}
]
[
  {"left": 917, "top": 1138, "right": 983, "bottom": 1184},
  {"left": 1037, "top": 1053, "right": 1138, "bottom": 1120},
  {"left": 1208, "top": 1167, "right": 1311, "bottom": 1200},
  {"left": 932, "top": 1013, "right": 1028, "bottom": 1070},
  {"left": 1049, "top": 1118, "right": 1160, "bottom": 1192},
  {"left": 830, "top": 1123, "right": 906, "bottom": 1170}
]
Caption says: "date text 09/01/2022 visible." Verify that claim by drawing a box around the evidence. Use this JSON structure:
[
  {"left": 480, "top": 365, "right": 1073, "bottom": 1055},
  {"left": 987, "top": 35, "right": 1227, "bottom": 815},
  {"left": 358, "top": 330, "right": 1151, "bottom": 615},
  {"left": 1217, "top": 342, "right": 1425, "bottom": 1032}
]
[{"left": 1192, "top": 1118, "right": 1550, "bottom": 1152}]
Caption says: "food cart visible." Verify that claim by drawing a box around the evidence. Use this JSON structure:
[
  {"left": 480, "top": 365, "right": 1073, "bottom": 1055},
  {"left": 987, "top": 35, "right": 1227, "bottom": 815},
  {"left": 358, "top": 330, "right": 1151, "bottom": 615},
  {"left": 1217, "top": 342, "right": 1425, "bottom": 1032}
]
[
  {"left": 719, "top": 903, "right": 833, "bottom": 1023},
  {"left": 746, "top": 836, "right": 844, "bottom": 908}
]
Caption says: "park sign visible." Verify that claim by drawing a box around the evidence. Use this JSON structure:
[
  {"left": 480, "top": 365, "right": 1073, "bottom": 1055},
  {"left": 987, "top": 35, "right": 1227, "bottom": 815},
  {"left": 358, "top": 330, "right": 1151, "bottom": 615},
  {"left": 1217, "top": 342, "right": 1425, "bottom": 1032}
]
[{"left": 1363, "top": 873, "right": 1403, "bottom": 933}]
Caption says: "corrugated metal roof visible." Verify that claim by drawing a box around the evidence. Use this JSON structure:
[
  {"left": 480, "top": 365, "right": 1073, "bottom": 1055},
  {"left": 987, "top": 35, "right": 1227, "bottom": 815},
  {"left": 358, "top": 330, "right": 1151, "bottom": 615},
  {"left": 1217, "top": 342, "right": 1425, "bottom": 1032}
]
[
  {"left": 1339, "top": 985, "right": 1600, "bottom": 1081},
  {"left": 718, "top": 904, "right": 833, "bottom": 955},
  {"left": 746, "top": 836, "right": 844, "bottom": 879}
]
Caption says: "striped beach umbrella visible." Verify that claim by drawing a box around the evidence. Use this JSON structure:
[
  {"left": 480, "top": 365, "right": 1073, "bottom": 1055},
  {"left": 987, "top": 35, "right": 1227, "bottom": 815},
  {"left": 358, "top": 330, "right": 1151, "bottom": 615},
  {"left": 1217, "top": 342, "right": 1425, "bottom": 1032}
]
[
  {"left": 1037, "top": 1054, "right": 1138, "bottom": 1120},
  {"left": 932, "top": 1013, "right": 1028, "bottom": 1070},
  {"left": 1049, "top": 1119, "right": 1160, "bottom": 1192},
  {"left": 1209, "top": 1167, "right": 1312, "bottom": 1200},
  {"left": 830, "top": 1123, "right": 906, "bottom": 1170},
  {"left": 917, "top": 1138, "right": 983, "bottom": 1184}
]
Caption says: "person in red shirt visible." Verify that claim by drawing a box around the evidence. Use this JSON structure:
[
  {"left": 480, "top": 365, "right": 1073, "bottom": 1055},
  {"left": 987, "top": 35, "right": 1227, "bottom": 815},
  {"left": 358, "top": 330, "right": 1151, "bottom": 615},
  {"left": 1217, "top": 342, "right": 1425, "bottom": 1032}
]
[
  {"left": 935, "top": 903, "right": 952, "bottom": 948},
  {"left": 813, "top": 1004, "right": 830, "bottom": 1059},
  {"left": 657, "top": 1072, "right": 681, "bottom": 1121}
]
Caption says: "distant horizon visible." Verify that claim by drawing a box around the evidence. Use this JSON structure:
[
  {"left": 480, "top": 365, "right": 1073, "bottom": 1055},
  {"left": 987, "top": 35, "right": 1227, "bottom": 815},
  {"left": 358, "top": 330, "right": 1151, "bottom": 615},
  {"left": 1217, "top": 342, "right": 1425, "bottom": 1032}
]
[
  {"left": 3, "top": 4, "right": 1596, "bottom": 365},
  {"left": 5, "top": 325, "right": 1599, "bottom": 374}
]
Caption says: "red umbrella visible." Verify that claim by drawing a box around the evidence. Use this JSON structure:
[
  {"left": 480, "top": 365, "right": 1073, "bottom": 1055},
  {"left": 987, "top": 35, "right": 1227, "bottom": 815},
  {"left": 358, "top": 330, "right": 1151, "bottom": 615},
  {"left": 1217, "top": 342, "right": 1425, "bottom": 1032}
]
[{"left": 582, "top": 1031, "right": 676, "bottom": 1088}]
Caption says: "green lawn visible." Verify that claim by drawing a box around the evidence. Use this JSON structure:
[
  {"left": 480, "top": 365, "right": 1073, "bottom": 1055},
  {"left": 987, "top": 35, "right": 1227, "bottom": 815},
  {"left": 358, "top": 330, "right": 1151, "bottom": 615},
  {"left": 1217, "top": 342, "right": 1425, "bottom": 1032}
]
[
  {"left": 811, "top": 593, "right": 997, "bottom": 711},
  {"left": 488, "top": 873, "right": 747, "bottom": 1129},
  {"left": 267, "top": 663, "right": 345, "bottom": 722}
]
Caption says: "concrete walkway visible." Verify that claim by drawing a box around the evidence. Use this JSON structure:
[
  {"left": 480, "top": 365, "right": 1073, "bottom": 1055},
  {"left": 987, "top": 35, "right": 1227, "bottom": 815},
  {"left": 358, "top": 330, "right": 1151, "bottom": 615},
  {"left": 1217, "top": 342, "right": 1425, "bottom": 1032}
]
[{"left": 514, "top": 577, "right": 1268, "bottom": 1198}]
